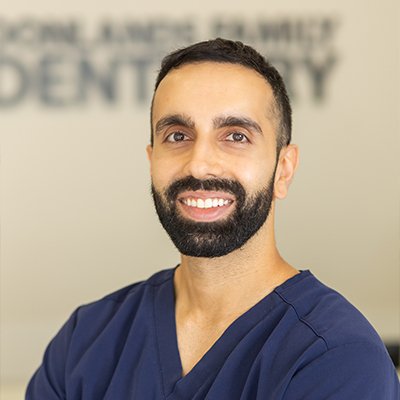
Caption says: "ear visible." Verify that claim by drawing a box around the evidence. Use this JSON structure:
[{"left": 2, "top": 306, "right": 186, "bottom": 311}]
[
  {"left": 146, "top": 144, "right": 153, "bottom": 173},
  {"left": 274, "top": 144, "right": 299, "bottom": 200}
]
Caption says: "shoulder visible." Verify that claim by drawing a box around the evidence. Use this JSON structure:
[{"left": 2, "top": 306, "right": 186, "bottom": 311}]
[
  {"left": 26, "top": 267, "right": 176, "bottom": 399},
  {"left": 73, "top": 266, "right": 176, "bottom": 324},
  {"left": 274, "top": 270, "right": 385, "bottom": 350},
  {"left": 92, "top": 266, "right": 175, "bottom": 304},
  {"left": 273, "top": 271, "right": 399, "bottom": 398},
  {"left": 48, "top": 267, "right": 176, "bottom": 361}
]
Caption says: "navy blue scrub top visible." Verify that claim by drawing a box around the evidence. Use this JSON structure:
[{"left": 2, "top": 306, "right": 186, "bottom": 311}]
[{"left": 26, "top": 268, "right": 399, "bottom": 399}]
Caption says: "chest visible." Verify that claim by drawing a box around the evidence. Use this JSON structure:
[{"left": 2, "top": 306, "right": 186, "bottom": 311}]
[{"left": 176, "top": 318, "right": 230, "bottom": 377}]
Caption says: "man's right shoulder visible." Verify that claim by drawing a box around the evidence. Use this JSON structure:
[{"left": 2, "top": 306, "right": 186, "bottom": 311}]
[
  {"left": 72, "top": 267, "right": 175, "bottom": 325},
  {"left": 101, "top": 267, "right": 174, "bottom": 302},
  {"left": 26, "top": 267, "right": 176, "bottom": 399}
]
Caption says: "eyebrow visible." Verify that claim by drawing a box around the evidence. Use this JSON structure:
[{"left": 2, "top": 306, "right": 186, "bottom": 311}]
[
  {"left": 213, "top": 115, "right": 263, "bottom": 135},
  {"left": 154, "top": 113, "right": 264, "bottom": 136},
  {"left": 154, "top": 114, "right": 195, "bottom": 135}
]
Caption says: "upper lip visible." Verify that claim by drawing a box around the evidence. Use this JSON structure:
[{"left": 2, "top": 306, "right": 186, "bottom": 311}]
[{"left": 177, "top": 191, "right": 235, "bottom": 201}]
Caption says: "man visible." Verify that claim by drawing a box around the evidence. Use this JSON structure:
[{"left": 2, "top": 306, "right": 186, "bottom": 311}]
[{"left": 27, "top": 38, "right": 399, "bottom": 399}]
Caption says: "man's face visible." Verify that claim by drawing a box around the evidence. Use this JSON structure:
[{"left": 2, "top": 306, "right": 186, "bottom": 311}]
[{"left": 148, "top": 62, "right": 279, "bottom": 258}]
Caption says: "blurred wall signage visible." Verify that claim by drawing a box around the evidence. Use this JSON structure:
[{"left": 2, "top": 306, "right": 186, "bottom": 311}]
[{"left": 0, "top": 16, "right": 339, "bottom": 108}]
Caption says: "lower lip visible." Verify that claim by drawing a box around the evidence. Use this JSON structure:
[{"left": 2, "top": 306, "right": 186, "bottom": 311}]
[{"left": 177, "top": 201, "right": 233, "bottom": 222}]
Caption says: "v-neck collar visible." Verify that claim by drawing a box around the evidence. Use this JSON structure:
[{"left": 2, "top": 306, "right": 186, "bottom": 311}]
[{"left": 152, "top": 267, "right": 310, "bottom": 399}]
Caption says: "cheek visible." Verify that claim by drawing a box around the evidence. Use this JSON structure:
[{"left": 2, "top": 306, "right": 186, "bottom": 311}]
[
  {"left": 235, "top": 157, "right": 273, "bottom": 190},
  {"left": 150, "top": 155, "right": 182, "bottom": 190}
]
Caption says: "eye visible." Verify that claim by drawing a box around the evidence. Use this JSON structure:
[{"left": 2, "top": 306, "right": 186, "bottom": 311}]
[
  {"left": 226, "top": 132, "right": 249, "bottom": 143},
  {"left": 165, "top": 131, "right": 188, "bottom": 142}
]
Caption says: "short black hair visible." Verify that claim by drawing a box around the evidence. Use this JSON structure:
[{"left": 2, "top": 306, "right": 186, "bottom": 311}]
[{"left": 151, "top": 38, "right": 292, "bottom": 152}]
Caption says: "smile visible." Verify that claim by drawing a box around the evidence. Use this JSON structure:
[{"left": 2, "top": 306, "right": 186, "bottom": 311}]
[
  {"left": 176, "top": 191, "right": 235, "bottom": 222},
  {"left": 180, "top": 198, "right": 232, "bottom": 209}
]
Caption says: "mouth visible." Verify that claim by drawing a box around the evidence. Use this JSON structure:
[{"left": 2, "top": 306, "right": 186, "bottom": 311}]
[{"left": 177, "top": 191, "right": 235, "bottom": 222}]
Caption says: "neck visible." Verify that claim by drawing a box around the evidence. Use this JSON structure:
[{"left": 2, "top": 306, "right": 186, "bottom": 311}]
[{"left": 173, "top": 209, "right": 298, "bottom": 324}]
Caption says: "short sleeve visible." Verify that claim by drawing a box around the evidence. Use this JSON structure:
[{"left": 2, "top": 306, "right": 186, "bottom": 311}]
[
  {"left": 25, "top": 309, "right": 79, "bottom": 400},
  {"left": 283, "top": 342, "right": 400, "bottom": 399}
]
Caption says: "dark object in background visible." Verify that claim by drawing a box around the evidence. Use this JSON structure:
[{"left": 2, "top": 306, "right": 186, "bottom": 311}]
[{"left": 385, "top": 342, "right": 400, "bottom": 368}]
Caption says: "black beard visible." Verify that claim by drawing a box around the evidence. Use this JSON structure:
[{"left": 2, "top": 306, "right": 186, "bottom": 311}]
[{"left": 151, "top": 175, "right": 275, "bottom": 258}]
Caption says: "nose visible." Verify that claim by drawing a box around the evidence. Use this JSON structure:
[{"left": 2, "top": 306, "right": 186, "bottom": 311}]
[{"left": 182, "top": 137, "right": 224, "bottom": 179}]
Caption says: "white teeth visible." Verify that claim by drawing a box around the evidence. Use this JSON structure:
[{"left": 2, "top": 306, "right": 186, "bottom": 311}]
[
  {"left": 182, "top": 198, "right": 231, "bottom": 208},
  {"left": 204, "top": 199, "right": 213, "bottom": 208}
]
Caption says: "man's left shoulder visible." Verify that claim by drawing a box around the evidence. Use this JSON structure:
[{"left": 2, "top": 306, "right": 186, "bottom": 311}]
[
  {"left": 276, "top": 270, "right": 385, "bottom": 349},
  {"left": 275, "top": 270, "right": 399, "bottom": 398}
]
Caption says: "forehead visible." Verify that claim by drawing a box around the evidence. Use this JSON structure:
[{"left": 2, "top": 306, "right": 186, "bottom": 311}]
[{"left": 152, "top": 62, "right": 275, "bottom": 126}]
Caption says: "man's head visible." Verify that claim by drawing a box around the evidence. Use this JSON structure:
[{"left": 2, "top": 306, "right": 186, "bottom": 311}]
[
  {"left": 151, "top": 38, "right": 292, "bottom": 153},
  {"left": 147, "top": 39, "right": 298, "bottom": 258}
]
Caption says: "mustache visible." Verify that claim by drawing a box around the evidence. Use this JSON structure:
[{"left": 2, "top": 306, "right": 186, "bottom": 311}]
[{"left": 164, "top": 176, "right": 246, "bottom": 203}]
